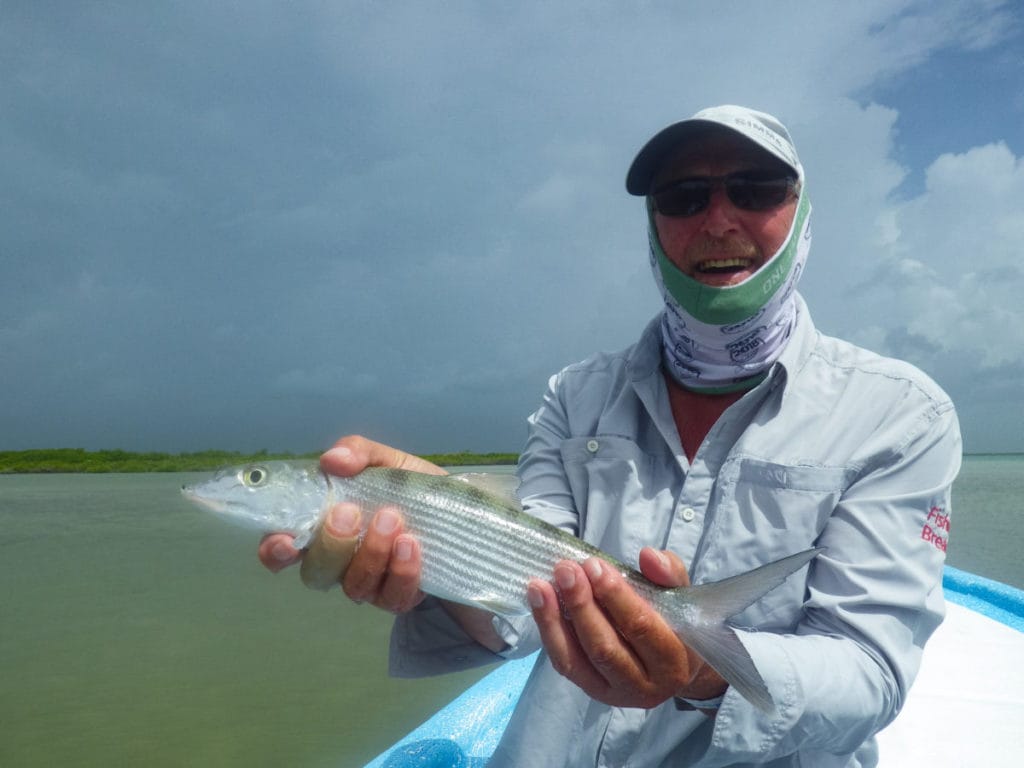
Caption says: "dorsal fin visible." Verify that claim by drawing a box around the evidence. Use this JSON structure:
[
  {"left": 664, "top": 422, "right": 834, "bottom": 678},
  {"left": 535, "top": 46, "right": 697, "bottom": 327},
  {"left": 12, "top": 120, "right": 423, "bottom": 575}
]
[{"left": 449, "top": 472, "right": 521, "bottom": 506}]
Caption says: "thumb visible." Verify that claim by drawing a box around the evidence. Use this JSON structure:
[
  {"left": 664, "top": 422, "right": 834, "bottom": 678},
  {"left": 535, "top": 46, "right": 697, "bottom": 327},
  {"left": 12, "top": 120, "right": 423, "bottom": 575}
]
[
  {"left": 320, "top": 434, "right": 448, "bottom": 477},
  {"left": 300, "top": 503, "right": 362, "bottom": 591}
]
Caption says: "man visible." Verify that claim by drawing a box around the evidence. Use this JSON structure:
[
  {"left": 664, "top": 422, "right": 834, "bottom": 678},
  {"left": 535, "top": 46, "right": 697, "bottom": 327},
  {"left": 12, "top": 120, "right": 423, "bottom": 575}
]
[{"left": 261, "top": 105, "right": 961, "bottom": 766}]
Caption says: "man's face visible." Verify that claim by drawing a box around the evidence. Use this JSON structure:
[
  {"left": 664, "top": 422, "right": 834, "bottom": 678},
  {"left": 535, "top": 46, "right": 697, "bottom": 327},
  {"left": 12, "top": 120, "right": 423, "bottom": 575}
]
[{"left": 651, "top": 132, "right": 798, "bottom": 287}]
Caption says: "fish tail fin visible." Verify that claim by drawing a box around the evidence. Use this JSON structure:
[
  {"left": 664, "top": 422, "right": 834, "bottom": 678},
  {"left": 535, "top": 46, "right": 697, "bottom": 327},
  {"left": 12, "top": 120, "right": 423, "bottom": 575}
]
[{"left": 659, "top": 547, "right": 823, "bottom": 713}]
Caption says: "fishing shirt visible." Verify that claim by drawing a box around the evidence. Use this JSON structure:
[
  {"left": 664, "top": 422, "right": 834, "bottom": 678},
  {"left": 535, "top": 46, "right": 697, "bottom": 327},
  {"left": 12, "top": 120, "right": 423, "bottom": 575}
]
[{"left": 390, "top": 294, "right": 962, "bottom": 768}]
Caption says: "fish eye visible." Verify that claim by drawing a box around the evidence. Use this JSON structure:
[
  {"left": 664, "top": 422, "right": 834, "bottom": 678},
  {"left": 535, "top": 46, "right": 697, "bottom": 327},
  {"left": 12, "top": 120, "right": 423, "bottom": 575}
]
[{"left": 242, "top": 467, "right": 268, "bottom": 487}]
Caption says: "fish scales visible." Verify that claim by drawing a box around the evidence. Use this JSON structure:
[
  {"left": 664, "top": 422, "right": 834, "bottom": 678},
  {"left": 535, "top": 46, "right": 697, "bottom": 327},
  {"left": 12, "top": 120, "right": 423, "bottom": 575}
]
[
  {"left": 336, "top": 475, "right": 524, "bottom": 597},
  {"left": 182, "top": 461, "right": 822, "bottom": 712},
  {"left": 336, "top": 469, "right": 586, "bottom": 610}
]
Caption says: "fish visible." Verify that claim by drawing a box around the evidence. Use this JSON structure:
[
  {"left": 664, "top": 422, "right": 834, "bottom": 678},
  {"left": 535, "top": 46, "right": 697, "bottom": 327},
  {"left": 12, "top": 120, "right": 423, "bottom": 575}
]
[{"left": 181, "top": 461, "right": 821, "bottom": 712}]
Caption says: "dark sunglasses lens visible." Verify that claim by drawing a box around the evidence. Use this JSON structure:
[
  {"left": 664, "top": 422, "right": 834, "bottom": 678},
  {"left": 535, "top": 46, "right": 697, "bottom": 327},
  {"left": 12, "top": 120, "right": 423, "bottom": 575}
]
[
  {"left": 653, "top": 181, "right": 710, "bottom": 217},
  {"left": 653, "top": 174, "right": 795, "bottom": 217},
  {"left": 726, "top": 177, "right": 793, "bottom": 210}
]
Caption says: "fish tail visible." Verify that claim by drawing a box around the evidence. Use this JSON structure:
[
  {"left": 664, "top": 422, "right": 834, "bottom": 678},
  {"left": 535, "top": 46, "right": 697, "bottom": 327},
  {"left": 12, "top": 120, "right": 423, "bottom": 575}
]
[{"left": 660, "top": 547, "right": 823, "bottom": 713}]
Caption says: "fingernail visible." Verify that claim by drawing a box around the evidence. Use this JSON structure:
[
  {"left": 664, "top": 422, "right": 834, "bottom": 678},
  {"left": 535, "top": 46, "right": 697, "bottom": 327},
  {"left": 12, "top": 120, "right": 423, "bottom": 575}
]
[
  {"left": 327, "top": 505, "right": 360, "bottom": 536},
  {"left": 322, "top": 446, "right": 353, "bottom": 464},
  {"left": 271, "top": 541, "right": 295, "bottom": 563},
  {"left": 395, "top": 537, "right": 413, "bottom": 562},
  {"left": 555, "top": 565, "right": 576, "bottom": 590},
  {"left": 584, "top": 558, "right": 603, "bottom": 581},
  {"left": 374, "top": 508, "right": 399, "bottom": 535},
  {"left": 527, "top": 585, "right": 545, "bottom": 610}
]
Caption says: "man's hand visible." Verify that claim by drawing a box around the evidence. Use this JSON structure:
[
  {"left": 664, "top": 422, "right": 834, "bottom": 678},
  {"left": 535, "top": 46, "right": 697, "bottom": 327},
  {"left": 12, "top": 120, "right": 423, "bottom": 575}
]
[
  {"left": 527, "top": 547, "right": 727, "bottom": 709},
  {"left": 256, "top": 435, "right": 445, "bottom": 611}
]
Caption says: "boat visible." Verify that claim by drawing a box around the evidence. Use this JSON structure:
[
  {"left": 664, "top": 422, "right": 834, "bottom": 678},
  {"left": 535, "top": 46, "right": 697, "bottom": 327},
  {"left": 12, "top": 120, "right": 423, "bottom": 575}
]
[{"left": 366, "top": 567, "right": 1024, "bottom": 767}]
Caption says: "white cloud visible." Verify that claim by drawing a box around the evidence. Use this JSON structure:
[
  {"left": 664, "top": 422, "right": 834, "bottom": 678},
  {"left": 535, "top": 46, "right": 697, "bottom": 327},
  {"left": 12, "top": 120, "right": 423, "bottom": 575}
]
[{"left": 845, "top": 142, "right": 1024, "bottom": 369}]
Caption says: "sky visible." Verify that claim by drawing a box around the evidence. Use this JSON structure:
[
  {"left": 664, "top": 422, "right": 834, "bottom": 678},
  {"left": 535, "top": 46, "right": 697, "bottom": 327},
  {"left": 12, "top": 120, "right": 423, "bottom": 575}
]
[{"left": 2, "top": 1, "right": 1023, "bottom": 455}]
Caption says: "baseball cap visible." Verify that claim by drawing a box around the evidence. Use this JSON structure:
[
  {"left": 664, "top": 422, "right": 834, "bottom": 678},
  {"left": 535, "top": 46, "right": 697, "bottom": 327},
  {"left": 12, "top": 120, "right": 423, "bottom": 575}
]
[{"left": 625, "top": 105, "right": 803, "bottom": 195}]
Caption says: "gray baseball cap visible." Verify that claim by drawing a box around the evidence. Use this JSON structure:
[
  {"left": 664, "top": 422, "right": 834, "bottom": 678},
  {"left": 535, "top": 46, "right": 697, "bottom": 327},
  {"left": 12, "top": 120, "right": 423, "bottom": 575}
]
[{"left": 625, "top": 104, "right": 803, "bottom": 195}]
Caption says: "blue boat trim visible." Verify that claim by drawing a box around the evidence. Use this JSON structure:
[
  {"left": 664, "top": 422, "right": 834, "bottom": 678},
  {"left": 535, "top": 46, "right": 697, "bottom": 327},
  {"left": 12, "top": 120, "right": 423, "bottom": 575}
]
[
  {"left": 364, "top": 653, "right": 538, "bottom": 768},
  {"left": 366, "top": 566, "right": 1024, "bottom": 767},
  {"left": 942, "top": 565, "right": 1024, "bottom": 632}
]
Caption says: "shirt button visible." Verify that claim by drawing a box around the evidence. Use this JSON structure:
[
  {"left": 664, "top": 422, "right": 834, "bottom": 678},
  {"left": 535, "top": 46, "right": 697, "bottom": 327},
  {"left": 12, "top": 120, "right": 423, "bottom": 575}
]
[
  {"left": 586, "top": 439, "right": 599, "bottom": 453},
  {"left": 680, "top": 507, "right": 696, "bottom": 522}
]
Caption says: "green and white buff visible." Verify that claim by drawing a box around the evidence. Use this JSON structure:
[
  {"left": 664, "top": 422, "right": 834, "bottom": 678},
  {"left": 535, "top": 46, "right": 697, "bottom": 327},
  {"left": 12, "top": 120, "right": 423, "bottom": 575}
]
[{"left": 649, "top": 190, "right": 812, "bottom": 393}]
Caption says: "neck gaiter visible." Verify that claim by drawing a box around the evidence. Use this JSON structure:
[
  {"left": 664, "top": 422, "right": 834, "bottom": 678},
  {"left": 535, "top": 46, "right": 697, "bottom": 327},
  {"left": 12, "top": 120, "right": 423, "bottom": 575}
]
[{"left": 649, "top": 190, "right": 812, "bottom": 392}]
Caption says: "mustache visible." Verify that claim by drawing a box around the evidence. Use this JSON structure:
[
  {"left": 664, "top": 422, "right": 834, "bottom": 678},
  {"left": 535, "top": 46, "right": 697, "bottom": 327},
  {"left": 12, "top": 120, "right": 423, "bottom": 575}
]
[{"left": 684, "top": 234, "right": 760, "bottom": 261}]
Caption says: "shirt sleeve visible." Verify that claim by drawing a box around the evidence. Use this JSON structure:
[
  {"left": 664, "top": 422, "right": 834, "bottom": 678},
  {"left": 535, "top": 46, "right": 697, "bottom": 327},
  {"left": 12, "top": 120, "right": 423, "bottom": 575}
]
[
  {"left": 704, "top": 398, "right": 962, "bottom": 761},
  {"left": 516, "top": 369, "right": 584, "bottom": 532},
  {"left": 388, "top": 597, "right": 507, "bottom": 677}
]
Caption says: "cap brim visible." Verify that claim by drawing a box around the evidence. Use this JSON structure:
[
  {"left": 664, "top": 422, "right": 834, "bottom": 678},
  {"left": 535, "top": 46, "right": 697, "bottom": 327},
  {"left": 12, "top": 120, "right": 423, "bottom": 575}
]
[
  {"left": 625, "top": 119, "right": 798, "bottom": 196},
  {"left": 626, "top": 120, "right": 725, "bottom": 195}
]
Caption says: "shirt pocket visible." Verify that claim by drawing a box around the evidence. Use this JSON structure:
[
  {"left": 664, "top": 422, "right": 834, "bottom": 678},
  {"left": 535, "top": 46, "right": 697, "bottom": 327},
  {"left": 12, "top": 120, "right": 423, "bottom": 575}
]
[
  {"left": 701, "top": 457, "right": 854, "bottom": 630},
  {"left": 560, "top": 435, "right": 677, "bottom": 566}
]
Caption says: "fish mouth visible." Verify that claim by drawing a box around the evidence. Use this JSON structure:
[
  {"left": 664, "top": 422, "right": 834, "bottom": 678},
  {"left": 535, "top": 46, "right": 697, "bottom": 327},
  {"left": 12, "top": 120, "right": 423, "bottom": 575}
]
[{"left": 181, "top": 486, "right": 229, "bottom": 514}]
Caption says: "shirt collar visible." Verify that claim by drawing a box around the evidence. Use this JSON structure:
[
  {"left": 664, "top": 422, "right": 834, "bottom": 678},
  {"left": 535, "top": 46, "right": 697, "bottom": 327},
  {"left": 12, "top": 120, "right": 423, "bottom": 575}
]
[{"left": 627, "top": 315, "right": 666, "bottom": 381}]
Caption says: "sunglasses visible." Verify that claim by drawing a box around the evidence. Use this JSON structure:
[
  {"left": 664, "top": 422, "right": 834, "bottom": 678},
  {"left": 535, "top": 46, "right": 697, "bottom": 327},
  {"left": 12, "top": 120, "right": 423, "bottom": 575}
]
[{"left": 652, "top": 171, "right": 797, "bottom": 217}]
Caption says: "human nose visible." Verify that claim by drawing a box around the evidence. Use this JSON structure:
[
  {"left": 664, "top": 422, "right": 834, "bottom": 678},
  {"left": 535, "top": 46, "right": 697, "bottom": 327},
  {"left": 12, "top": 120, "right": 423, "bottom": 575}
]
[{"left": 699, "top": 187, "right": 741, "bottom": 236}]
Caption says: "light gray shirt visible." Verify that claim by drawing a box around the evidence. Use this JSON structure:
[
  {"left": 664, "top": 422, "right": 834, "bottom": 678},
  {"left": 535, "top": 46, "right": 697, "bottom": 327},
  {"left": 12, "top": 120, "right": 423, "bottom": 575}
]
[{"left": 391, "top": 296, "right": 961, "bottom": 767}]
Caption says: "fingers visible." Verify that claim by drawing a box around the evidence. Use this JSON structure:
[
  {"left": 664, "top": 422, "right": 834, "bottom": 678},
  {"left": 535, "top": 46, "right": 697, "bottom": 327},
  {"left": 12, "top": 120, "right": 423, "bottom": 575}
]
[
  {"left": 376, "top": 535, "right": 425, "bottom": 613},
  {"left": 528, "top": 575, "right": 616, "bottom": 702},
  {"left": 294, "top": 432, "right": 439, "bottom": 604},
  {"left": 320, "top": 435, "right": 448, "bottom": 477},
  {"left": 557, "top": 561, "right": 649, "bottom": 683},
  {"left": 258, "top": 533, "right": 302, "bottom": 572},
  {"left": 258, "top": 505, "right": 361, "bottom": 582},
  {"left": 638, "top": 547, "right": 690, "bottom": 588},
  {"left": 588, "top": 554, "right": 726, "bottom": 702},
  {"left": 636, "top": 550, "right": 727, "bottom": 699},
  {"left": 581, "top": 561, "right": 691, "bottom": 695},
  {"left": 341, "top": 506, "right": 425, "bottom": 612},
  {"left": 257, "top": 501, "right": 425, "bottom": 613},
  {"left": 300, "top": 503, "right": 362, "bottom": 591},
  {"left": 532, "top": 557, "right": 697, "bottom": 708}
]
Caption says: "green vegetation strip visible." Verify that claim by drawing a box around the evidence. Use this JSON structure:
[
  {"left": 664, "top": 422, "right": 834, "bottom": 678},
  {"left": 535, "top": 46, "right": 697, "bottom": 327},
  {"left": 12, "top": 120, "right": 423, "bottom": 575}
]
[{"left": 0, "top": 449, "right": 518, "bottom": 474}]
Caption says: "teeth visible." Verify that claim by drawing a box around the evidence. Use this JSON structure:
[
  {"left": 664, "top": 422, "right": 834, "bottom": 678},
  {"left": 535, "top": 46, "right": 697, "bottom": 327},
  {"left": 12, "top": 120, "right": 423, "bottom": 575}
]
[{"left": 699, "top": 258, "right": 751, "bottom": 271}]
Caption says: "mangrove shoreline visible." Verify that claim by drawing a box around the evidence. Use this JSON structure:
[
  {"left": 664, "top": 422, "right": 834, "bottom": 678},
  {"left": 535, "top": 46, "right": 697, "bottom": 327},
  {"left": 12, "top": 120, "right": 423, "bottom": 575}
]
[{"left": 0, "top": 448, "right": 519, "bottom": 474}]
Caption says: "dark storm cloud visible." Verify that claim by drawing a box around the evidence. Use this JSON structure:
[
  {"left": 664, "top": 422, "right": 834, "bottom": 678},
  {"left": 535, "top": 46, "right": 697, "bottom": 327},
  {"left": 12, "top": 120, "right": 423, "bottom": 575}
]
[{"left": 2, "top": 1, "right": 1021, "bottom": 453}]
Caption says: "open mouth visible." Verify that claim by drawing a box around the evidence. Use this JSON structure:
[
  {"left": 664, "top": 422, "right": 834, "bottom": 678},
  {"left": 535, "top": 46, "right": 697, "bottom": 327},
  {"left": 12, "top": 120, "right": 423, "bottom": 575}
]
[{"left": 697, "top": 258, "right": 753, "bottom": 274}]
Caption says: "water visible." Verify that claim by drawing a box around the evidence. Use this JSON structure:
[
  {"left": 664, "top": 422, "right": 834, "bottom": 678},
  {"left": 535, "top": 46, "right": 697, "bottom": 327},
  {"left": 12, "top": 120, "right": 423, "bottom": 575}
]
[
  {"left": 945, "top": 454, "right": 1024, "bottom": 588},
  {"left": 1, "top": 456, "right": 1020, "bottom": 767},
  {"left": 0, "top": 472, "right": 491, "bottom": 767}
]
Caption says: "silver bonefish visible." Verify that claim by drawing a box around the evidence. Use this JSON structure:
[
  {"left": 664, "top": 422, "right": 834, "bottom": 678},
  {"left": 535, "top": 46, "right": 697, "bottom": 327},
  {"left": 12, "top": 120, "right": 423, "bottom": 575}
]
[{"left": 182, "top": 461, "right": 821, "bottom": 712}]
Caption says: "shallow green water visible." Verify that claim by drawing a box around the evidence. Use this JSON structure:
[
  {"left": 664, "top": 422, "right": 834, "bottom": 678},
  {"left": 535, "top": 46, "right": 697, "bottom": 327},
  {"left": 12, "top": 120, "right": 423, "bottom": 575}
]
[
  {"left": 0, "top": 457, "right": 1019, "bottom": 766},
  {"left": 0, "top": 472, "right": 490, "bottom": 767}
]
